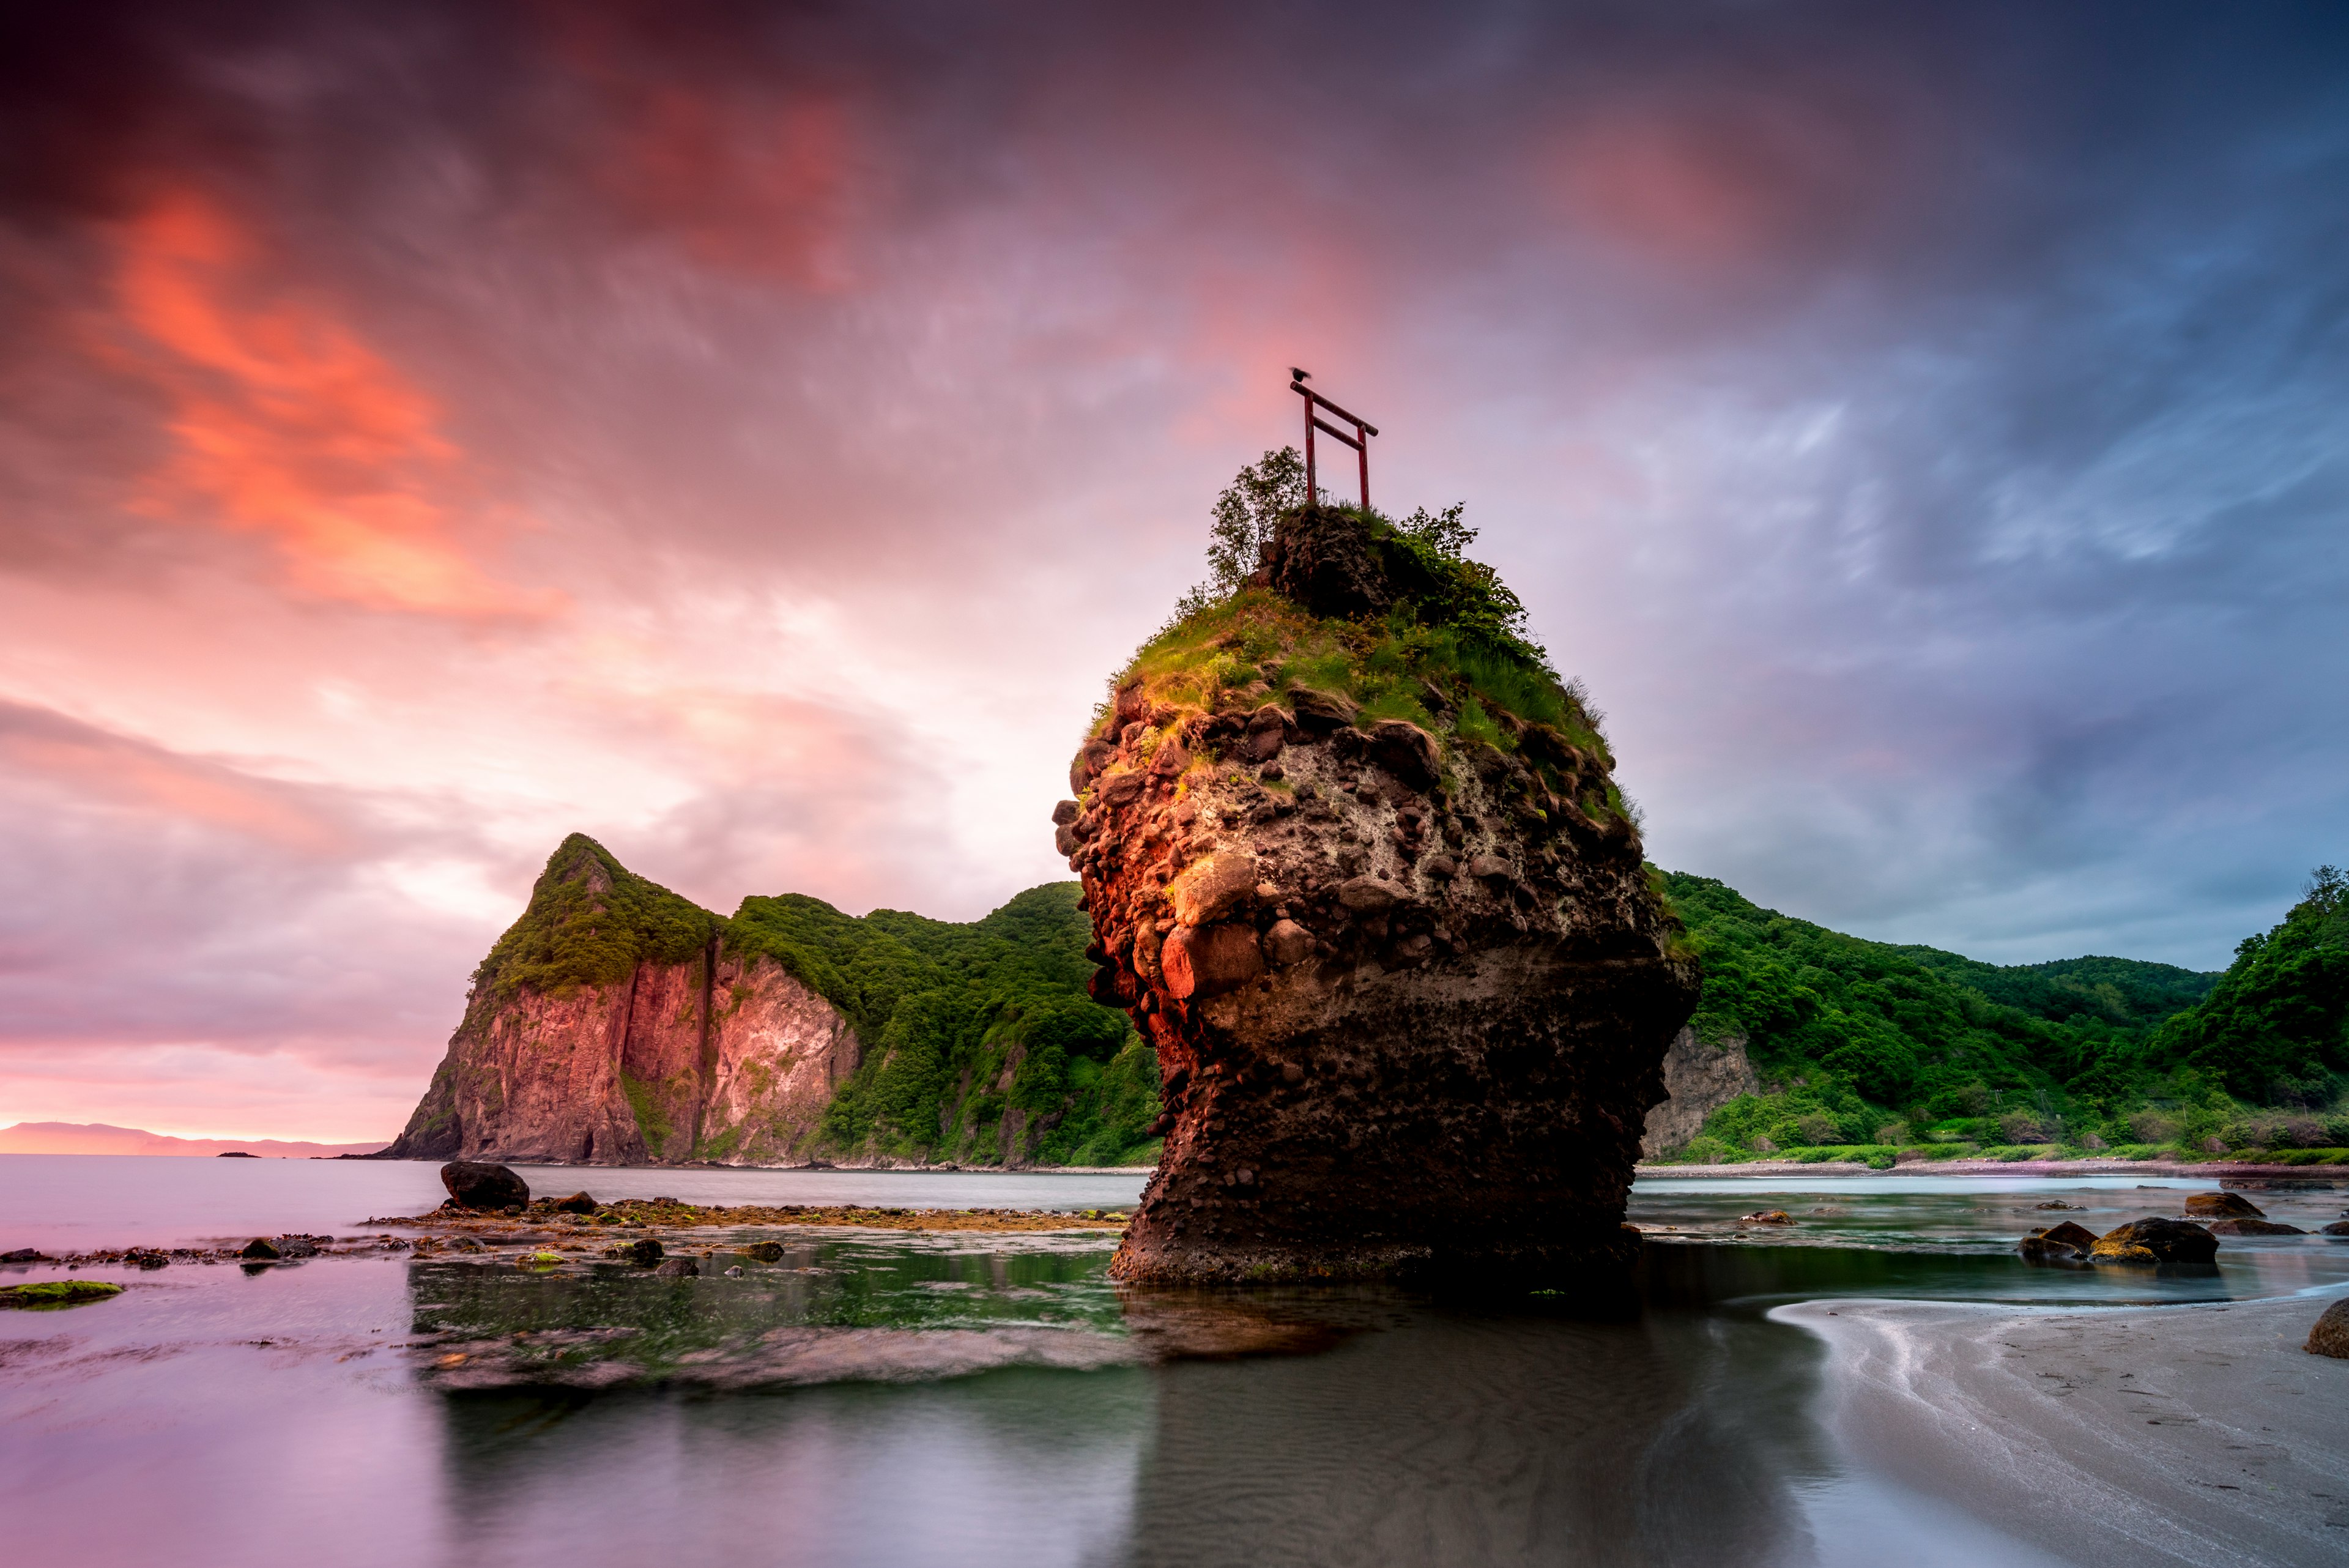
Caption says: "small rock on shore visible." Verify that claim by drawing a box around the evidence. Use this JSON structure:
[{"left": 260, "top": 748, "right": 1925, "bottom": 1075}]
[{"left": 2307, "top": 1298, "right": 2349, "bottom": 1358}]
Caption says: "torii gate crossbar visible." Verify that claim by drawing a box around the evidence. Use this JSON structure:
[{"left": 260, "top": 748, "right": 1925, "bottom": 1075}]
[{"left": 1291, "top": 375, "right": 1378, "bottom": 510}]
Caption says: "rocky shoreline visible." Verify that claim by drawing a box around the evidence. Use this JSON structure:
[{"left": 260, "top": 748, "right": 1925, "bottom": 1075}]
[
  {"left": 0, "top": 1197, "right": 1132, "bottom": 1282},
  {"left": 367, "top": 1193, "right": 1130, "bottom": 1239}
]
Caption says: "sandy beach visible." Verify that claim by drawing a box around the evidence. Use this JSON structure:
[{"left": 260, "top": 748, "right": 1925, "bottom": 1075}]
[{"left": 1782, "top": 1290, "right": 2349, "bottom": 1566}]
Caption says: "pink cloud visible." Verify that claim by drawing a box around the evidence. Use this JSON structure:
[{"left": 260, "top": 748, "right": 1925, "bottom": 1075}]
[{"left": 106, "top": 191, "right": 560, "bottom": 618}]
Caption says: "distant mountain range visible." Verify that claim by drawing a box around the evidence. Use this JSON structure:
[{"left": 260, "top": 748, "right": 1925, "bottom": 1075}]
[{"left": 0, "top": 1122, "right": 389, "bottom": 1159}]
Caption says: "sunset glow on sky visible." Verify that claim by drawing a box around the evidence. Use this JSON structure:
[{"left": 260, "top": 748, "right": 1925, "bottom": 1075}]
[{"left": 4, "top": 3, "right": 2345, "bottom": 1140}]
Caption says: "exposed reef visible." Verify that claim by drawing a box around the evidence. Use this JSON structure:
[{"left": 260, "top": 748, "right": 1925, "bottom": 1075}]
[{"left": 1063, "top": 503, "right": 1699, "bottom": 1281}]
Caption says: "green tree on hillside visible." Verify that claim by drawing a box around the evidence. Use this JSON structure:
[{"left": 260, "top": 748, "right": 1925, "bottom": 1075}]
[
  {"left": 1659, "top": 866, "right": 2349, "bottom": 1163},
  {"left": 2150, "top": 866, "right": 2349, "bottom": 1102},
  {"left": 1203, "top": 446, "right": 1307, "bottom": 595}
]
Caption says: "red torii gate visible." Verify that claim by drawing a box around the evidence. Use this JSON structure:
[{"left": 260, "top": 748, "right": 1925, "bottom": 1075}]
[{"left": 1291, "top": 368, "right": 1377, "bottom": 510}]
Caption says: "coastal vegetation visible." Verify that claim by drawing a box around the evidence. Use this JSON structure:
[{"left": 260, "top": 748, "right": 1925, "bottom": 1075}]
[
  {"left": 744, "top": 883, "right": 1162, "bottom": 1167},
  {"left": 1111, "top": 448, "right": 1617, "bottom": 800},
  {"left": 1652, "top": 867, "right": 2349, "bottom": 1166},
  {"left": 469, "top": 835, "right": 716, "bottom": 1000}
]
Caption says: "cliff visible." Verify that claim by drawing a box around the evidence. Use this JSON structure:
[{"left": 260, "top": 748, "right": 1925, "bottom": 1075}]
[
  {"left": 1063, "top": 503, "right": 1700, "bottom": 1281},
  {"left": 384, "top": 836, "right": 1160, "bottom": 1168},
  {"left": 1638, "top": 1028, "right": 1758, "bottom": 1157},
  {"left": 384, "top": 836, "right": 859, "bottom": 1164}
]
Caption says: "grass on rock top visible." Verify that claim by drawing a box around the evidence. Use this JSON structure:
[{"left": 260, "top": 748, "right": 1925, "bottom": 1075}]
[{"left": 1099, "top": 582, "right": 1609, "bottom": 787}]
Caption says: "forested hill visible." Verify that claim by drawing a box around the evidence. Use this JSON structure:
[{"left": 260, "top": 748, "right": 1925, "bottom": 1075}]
[
  {"left": 1658, "top": 869, "right": 2349, "bottom": 1164},
  {"left": 726, "top": 882, "right": 1161, "bottom": 1165}
]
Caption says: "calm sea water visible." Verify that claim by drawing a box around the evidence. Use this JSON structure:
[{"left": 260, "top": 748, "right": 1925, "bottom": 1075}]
[
  {"left": 4, "top": 1156, "right": 2346, "bottom": 1567},
  {"left": 0, "top": 1154, "right": 1155, "bottom": 1252}
]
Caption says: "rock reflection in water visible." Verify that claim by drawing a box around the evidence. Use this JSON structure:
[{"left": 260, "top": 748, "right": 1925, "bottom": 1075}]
[
  {"left": 414, "top": 1250, "right": 1833, "bottom": 1568},
  {"left": 403, "top": 1233, "right": 1137, "bottom": 1391},
  {"left": 1115, "top": 1276, "right": 1822, "bottom": 1568},
  {"left": 430, "top": 1372, "right": 1152, "bottom": 1567}
]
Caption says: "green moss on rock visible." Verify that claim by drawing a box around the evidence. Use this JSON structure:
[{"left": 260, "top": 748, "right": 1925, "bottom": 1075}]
[
  {"left": 1093, "top": 498, "right": 1613, "bottom": 818},
  {"left": 1, "top": 1279, "right": 124, "bottom": 1309}
]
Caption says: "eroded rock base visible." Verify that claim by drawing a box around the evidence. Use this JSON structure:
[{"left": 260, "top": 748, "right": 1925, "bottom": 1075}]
[{"left": 1107, "top": 948, "right": 1690, "bottom": 1284}]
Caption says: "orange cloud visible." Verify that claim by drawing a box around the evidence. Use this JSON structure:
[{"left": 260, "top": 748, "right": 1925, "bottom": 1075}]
[{"left": 110, "top": 192, "right": 555, "bottom": 617}]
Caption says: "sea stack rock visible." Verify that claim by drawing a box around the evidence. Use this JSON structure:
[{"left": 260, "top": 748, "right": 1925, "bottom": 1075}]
[{"left": 1065, "top": 503, "right": 1699, "bottom": 1281}]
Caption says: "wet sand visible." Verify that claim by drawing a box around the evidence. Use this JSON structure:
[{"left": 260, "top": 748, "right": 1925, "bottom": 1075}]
[{"left": 1782, "top": 1291, "right": 2349, "bottom": 1567}]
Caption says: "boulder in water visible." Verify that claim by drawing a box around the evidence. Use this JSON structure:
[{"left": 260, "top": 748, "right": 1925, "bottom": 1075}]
[
  {"left": 440, "top": 1161, "right": 530, "bottom": 1211},
  {"left": 2088, "top": 1217, "right": 2219, "bottom": 1265},
  {"left": 2183, "top": 1191, "right": 2264, "bottom": 1219},
  {"left": 2019, "top": 1220, "right": 2100, "bottom": 1263}
]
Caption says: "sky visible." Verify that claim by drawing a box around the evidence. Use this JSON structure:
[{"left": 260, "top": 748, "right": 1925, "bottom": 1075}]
[{"left": 3, "top": 1, "right": 2345, "bottom": 1141}]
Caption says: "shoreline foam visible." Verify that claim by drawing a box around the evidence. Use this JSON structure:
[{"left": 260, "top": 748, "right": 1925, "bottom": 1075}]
[{"left": 1779, "top": 1291, "right": 2349, "bottom": 1567}]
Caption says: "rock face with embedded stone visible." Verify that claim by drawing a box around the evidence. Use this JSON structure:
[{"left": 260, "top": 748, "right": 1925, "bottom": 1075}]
[{"left": 1064, "top": 518, "right": 1698, "bottom": 1282}]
